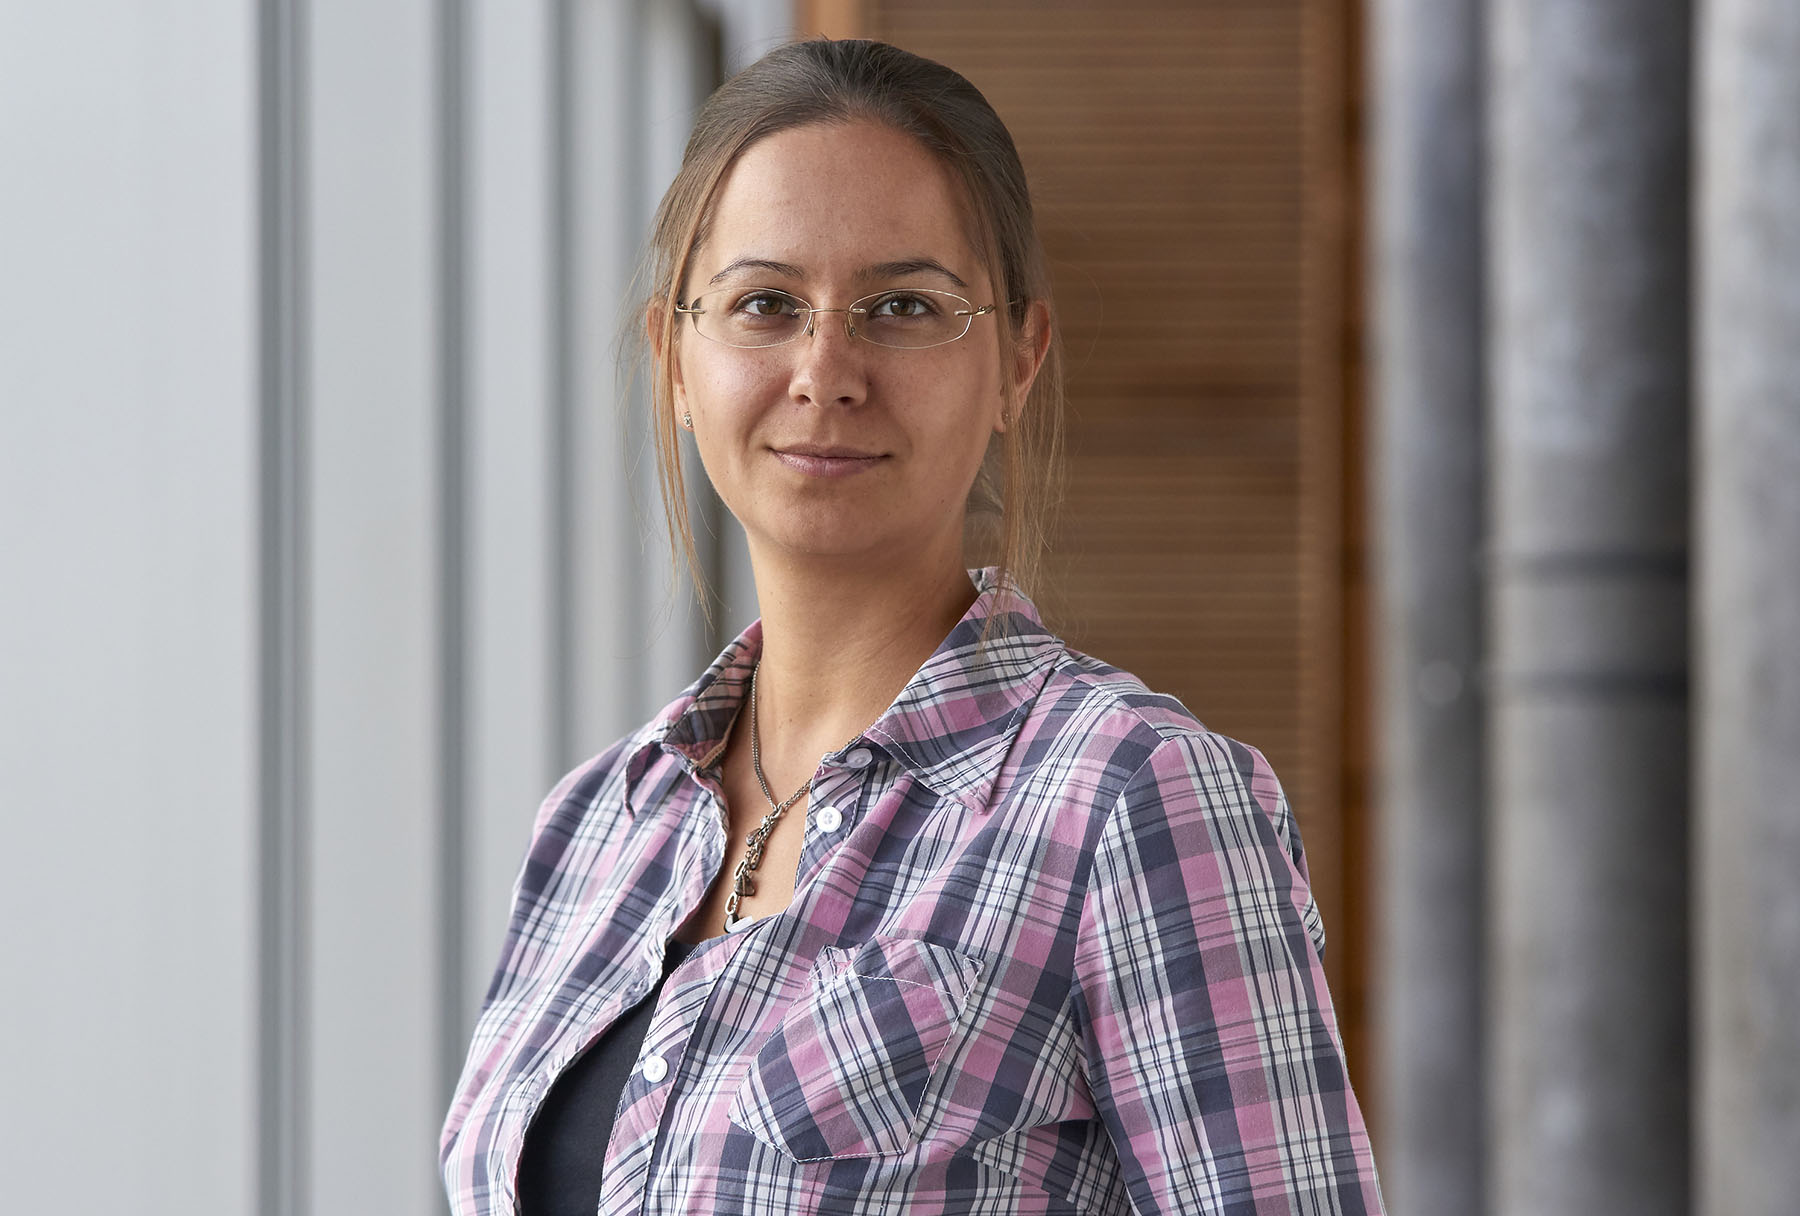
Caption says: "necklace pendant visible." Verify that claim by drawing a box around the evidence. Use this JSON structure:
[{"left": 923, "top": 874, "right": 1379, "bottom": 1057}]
[{"left": 732, "top": 870, "right": 756, "bottom": 898}]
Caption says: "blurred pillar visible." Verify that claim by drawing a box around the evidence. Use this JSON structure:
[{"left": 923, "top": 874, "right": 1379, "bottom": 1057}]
[
  {"left": 1368, "top": 1, "right": 1486, "bottom": 1212},
  {"left": 1487, "top": 3, "right": 1690, "bottom": 1214},
  {"left": 1696, "top": 3, "right": 1800, "bottom": 1214}
]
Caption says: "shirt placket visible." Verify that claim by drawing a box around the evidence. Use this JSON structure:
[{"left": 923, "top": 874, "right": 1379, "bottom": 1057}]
[
  {"left": 794, "top": 741, "right": 879, "bottom": 883},
  {"left": 601, "top": 928, "right": 759, "bottom": 1216},
  {"left": 591, "top": 747, "right": 879, "bottom": 1213}
]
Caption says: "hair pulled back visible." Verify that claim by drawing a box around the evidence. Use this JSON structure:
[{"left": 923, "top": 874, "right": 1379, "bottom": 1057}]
[{"left": 643, "top": 38, "right": 1064, "bottom": 610}]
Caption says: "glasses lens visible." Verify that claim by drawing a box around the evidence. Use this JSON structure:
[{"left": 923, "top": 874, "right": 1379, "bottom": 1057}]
[
  {"left": 852, "top": 289, "right": 973, "bottom": 349},
  {"left": 693, "top": 289, "right": 809, "bottom": 348}
]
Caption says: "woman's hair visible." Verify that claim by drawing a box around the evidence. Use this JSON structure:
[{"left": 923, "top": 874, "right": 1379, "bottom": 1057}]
[{"left": 640, "top": 37, "right": 1064, "bottom": 613}]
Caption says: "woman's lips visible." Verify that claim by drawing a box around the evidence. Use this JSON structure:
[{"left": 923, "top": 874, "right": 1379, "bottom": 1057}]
[{"left": 770, "top": 446, "right": 887, "bottom": 478}]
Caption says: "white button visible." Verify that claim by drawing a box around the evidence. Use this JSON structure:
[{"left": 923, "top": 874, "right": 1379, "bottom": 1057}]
[
  {"left": 640, "top": 1053, "right": 669, "bottom": 1083},
  {"left": 843, "top": 746, "right": 874, "bottom": 770},
  {"left": 814, "top": 805, "right": 844, "bottom": 833}
]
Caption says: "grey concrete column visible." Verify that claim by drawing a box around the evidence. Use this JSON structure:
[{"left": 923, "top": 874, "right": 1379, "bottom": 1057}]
[
  {"left": 1368, "top": 1, "right": 1487, "bottom": 1212},
  {"left": 1487, "top": 3, "right": 1690, "bottom": 1214},
  {"left": 1696, "top": 3, "right": 1800, "bottom": 1213}
]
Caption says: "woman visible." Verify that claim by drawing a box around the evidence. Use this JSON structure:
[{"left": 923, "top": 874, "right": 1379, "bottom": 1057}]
[{"left": 442, "top": 38, "right": 1384, "bottom": 1216}]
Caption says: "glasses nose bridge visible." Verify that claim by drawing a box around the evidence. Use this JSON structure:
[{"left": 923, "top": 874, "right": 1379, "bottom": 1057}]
[{"left": 799, "top": 303, "right": 862, "bottom": 344}]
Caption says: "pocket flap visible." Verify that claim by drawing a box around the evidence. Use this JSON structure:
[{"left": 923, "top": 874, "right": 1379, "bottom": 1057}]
[{"left": 729, "top": 936, "right": 984, "bottom": 1161}]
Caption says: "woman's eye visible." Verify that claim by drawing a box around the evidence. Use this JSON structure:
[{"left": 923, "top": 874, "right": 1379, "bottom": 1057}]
[
  {"left": 870, "top": 293, "right": 938, "bottom": 318},
  {"left": 734, "top": 292, "right": 798, "bottom": 317}
]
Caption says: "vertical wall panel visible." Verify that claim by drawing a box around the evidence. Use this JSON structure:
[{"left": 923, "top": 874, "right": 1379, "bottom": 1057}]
[
  {"left": 1298, "top": 0, "right": 1354, "bottom": 1071},
  {"left": 1369, "top": 0, "right": 1488, "bottom": 1209},
  {"left": 305, "top": 2, "right": 444, "bottom": 1212},
  {"left": 1487, "top": 3, "right": 1691, "bottom": 1213},
  {"left": 259, "top": 1, "right": 309, "bottom": 1210},
  {"left": 566, "top": 0, "right": 647, "bottom": 758},
  {"left": 436, "top": 0, "right": 473, "bottom": 1106},
  {"left": 462, "top": 0, "right": 560, "bottom": 1029},
  {"left": 1696, "top": 2, "right": 1800, "bottom": 1212},
  {"left": 0, "top": 5, "right": 259, "bottom": 1214}
]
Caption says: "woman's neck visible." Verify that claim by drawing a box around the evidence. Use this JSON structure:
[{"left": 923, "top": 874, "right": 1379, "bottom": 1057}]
[{"left": 745, "top": 549, "right": 978, "bottom": 775}]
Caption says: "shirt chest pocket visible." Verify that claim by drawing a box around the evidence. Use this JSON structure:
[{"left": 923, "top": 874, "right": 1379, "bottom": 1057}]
[{"left": 727, "top": 935, "right": 984, "bottom": 1162}]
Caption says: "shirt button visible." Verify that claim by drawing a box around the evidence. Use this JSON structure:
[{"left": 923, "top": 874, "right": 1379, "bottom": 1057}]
[
  {"left": 814, "top": 805, "right": 844, "bottom": 833},
  {"left": 843, "top": 746, "right": 874, "bottom": 770},
  {"left": 640, "top": 1053, "right": 669, "bottom": 1083}
]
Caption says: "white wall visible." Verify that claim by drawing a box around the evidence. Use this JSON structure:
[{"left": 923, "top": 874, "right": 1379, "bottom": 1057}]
[
  {"left": 0, "top": 2, "right": 787, "bottom": 1212},
  {"left": 0, "top": 3, "right": 259, "bottom": 1212}
]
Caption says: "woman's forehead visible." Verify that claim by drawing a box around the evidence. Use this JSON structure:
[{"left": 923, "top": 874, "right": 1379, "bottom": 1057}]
[
  {"left": 701, "top": 254, "right": 971, "bottom": 293},
  {"left": 690, "top": 121, "right": 987, "bottom": 287}
]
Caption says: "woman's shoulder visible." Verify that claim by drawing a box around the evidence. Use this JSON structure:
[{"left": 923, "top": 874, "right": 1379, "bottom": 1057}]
[
  {"left": 977, "top": 585, "right": 1243, "bottom": 769},
  {"left": 526, "top": 658, "right": 735, "bottom": 831},
  {"left": 1024, "top": 642, "right": 1311, "bottom": 911},
  {"left": 1030, "top": 642, "right": 1214, "bottom": 751},
  {"left": 1021, "top": 641, "right": 1293, "bottom": 822},
  {"left": 523, "top": 713, "right": 667, "bottom": 843}
]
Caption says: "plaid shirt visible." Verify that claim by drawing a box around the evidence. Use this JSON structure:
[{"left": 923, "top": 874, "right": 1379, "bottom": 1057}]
[{"left": 442, "top": 571, "right": 1384, "bottom": 1215}]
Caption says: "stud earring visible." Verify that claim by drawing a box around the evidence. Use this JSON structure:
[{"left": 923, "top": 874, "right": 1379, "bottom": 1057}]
[{"left": 682, "top": 411, "right": 693, "bottom": 430}]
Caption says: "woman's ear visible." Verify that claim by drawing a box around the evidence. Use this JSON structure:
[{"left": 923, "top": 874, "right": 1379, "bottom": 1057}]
[
  {"left": 649, "top": 301, "right": 691, "bottom": 422},
  {"left": 997, "top": 299, "right": 1052, "bottom": 432},
  {"left": 1016, "top": 299, "right": 1051, "bottom": 393}
]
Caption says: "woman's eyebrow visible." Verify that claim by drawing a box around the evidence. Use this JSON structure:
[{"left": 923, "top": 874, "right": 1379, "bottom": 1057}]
[
  {"left": 705, "top": 256, "right": 971, "bottom": 289},
  {"left": 707, "top": 257, "right": 806, "bottom": 285},
  {"left": 856, "top": 258, "right": 968, "bottom": 288}
]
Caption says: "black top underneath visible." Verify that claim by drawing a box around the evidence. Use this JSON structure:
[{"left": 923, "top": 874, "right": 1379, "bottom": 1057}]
[{"left": 516, "top": 937, "right": 701, "bottom": 1216}]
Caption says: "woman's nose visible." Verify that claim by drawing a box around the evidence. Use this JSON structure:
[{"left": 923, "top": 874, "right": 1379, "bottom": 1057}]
[{"left": 787, "top": 310, "right": 869, "bottom": 407}]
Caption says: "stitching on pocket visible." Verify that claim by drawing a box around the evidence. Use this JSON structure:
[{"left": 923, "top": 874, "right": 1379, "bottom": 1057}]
[{"left": 839, "top": 973, "right": 932, "bottom": 989}]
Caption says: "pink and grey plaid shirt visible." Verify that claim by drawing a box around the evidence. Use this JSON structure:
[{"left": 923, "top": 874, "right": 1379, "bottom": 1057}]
[{"left": 442, "top": 571, "right": 1384, "bottom": 1215}]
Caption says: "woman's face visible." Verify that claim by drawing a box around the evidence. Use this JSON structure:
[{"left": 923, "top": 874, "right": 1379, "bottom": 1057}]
[{"left": 673, "top": 120, "right": 1023, "bottom": 574}]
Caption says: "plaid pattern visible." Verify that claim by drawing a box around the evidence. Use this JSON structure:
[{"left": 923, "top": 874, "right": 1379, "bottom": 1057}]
[{"left": 442, "top": 571, "right": 1385, "bottom": 1215}]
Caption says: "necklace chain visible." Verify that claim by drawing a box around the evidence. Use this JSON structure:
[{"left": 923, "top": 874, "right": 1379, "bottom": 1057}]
[{"left": 723, "top": 661, "right": 814, "bottom": 933}]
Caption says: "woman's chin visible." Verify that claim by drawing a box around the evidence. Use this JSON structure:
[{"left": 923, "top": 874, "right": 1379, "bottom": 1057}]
[{"left": 746, "top": 515, "right": 941, "bottom": 571}]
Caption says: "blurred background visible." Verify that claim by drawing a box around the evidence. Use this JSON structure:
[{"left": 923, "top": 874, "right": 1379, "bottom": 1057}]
[{"left": 2, "top": 1, "right": 1794, "bottom": 1214}]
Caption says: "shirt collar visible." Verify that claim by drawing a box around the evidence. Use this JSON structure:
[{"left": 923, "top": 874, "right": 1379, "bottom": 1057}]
[{"left": 622, "top": 568, "right": 1064, "bottom": 816}]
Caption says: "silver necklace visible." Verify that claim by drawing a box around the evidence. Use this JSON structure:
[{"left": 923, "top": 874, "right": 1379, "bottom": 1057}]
[{"left": 723, "top": 661, "right": 812, "bottom": 933}]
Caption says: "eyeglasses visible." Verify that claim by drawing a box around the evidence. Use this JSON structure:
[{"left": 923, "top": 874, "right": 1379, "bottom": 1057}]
[{"left": 674, "top": 287, "right": 999, "bottom": 350}]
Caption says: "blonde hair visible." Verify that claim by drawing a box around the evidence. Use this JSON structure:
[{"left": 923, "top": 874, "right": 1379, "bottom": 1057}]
[{"left": 640, "top": 38, "right": 1064, "bottom": 617}]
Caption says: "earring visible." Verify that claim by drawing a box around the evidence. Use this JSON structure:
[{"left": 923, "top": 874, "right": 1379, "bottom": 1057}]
[{"left": 681, "top": 411, "right": 693, "bottom": 430}]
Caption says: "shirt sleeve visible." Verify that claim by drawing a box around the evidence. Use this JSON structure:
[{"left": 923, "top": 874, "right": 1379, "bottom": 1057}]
[
  {"left": 440, "top": 740, "right": 629, "bottom": 1165},
  {"left": 1071, "top": 731, "right": 1386, "bottom": 1215}
]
